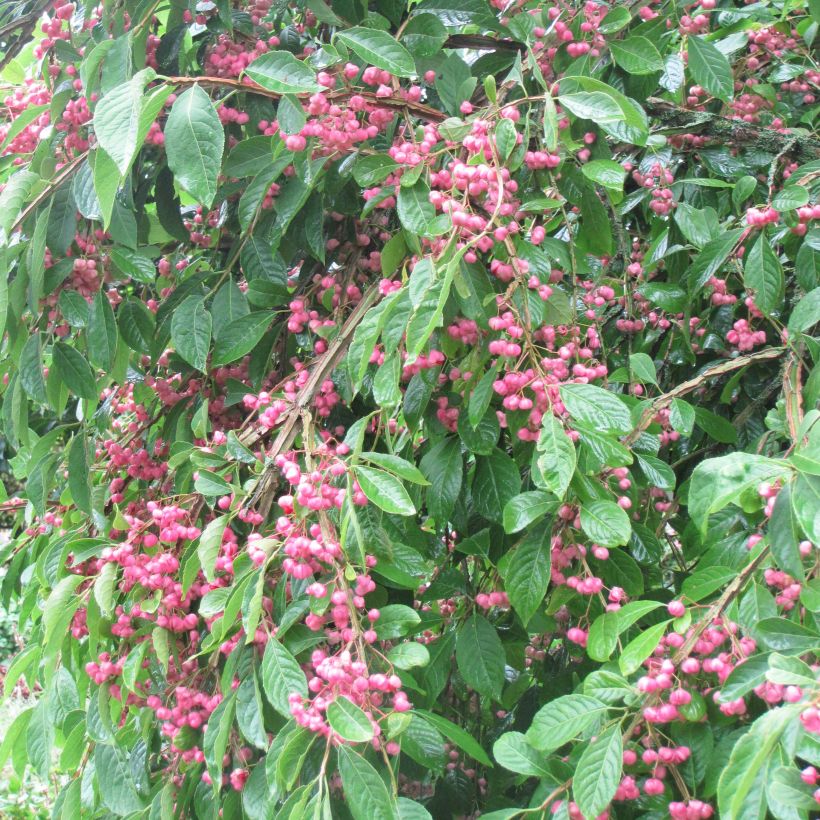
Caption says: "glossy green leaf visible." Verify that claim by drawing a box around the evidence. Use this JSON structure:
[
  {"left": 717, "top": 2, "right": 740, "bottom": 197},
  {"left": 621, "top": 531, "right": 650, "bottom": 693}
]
[
  {"left": 262, "top": 640, "right": 308, "bottom": 717},
  {"left": 171, "top": 296, "right": 211, "bottom": 372},
  {"left": 456, "top": 614, "right": 505, "bottom": 699},
  {"left": 354, "top": 465, "right": 416, "bottom": 516},
  {"left": 245, "top": 51, "right": 322, "bottom": 93},
  {"left": 573, "top": 726, "right": 623, "bottom": 819},
  {"left": 336, "top": 28, "right": 415, "bottom": 78},
  {"left": 165, "top": 84, "right": 224, "bottom": 206},
  {"left": 327, "top": 697, "right": 375, "bottom": 743}
]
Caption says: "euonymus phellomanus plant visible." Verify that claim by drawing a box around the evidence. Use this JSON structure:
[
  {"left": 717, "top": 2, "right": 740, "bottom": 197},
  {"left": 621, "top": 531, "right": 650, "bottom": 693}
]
[{"left": 0, "top": 1, "right": 818, "bottom": 818}]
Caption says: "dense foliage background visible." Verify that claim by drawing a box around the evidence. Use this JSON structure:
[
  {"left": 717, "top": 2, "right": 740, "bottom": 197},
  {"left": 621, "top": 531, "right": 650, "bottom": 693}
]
[{"left": 0, "top": 0, "right": 818, "bottom": 817}]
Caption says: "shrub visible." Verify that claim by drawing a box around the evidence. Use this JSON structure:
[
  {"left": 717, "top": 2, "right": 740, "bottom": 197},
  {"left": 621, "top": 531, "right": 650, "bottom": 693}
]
[{"left": 0, "top": 1, "right": 818, "bottom": 818}]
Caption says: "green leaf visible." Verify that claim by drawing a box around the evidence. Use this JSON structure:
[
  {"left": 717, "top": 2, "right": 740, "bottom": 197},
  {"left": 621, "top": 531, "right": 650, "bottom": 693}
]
[
  {"left": 165, "top": 84, "right": 224, "bottom": 207},
  {"left": 68, "top": 433, "right": 92, "bottom": 515},
  {"left": 745, "top": 234, "right": 784, "bottom": 315},
  {"left": 788, "top": 286, "right": 820, "bottom": 333},
  {"left": 687, "top": 35, "right": 734, "bottom": 102},
  {"left": 194, "top": 470, "right": 232, "bottom": 496},
  {"left": 573, "top": 726, "right": 623, "bottom": 819},
  {"left": 327, "top": 697, "right": 375, "bottom": 743},
  {"left": 455, "top": 614, "right": 505, "bottom": 699},
  {"left": 504, "top": 526, "right": 552, "bottom": 625},
  {"left": 610, "top": 36, "right": 664, "bottom": 74},
  {"left": 245, "top": 51, "right": 322, "bottom": 94},
  {"left": 87, "top": 288, "right": 117, "bottom": 371},
  {"left": 354, "top": 465, "right": 416, "bottom": 516},
  {"left": 171, "top": 296, "right": 211, "bottom": 372},
  {"left": 502, "top": 491, "right": 555, "bottom": 534},
  {"left": 94, "top": 561, "right": 117, "bottom": 616},
  {"left": 92, "top": 69, "right": 157, "bottom": 176},
  {"left": 587, "top": 611, "right": 621, "bottom": 663},
  {"left": 559, "top": 384, "right": 632, "bottom": 435},
  {"left": 599, "top": 7, "right": 632, "bottom": 33},
  {"left": 336, "top": 28, "right": 415, "bottom": 78},
  {"left": 753, "top": 618, "right": 820, "bottom": 655},
  {"left": 694, "top": 407, "right": 737, "bottom": 444},
  {"left": 718, "top": 652, "right": 773, "bottom": 702},
  {"left": 619, "top": 620, "right": 670, "bottom": 675},
  {"left": 109, "top": 247, "right": 156, "bottom": 284},
  {"left": 768, "top": 484, "right": 803, "bottom": 579},
  {"left": 636, "top": 453, "right": 675, "bottom": 490},
  {"left": 402, "top": 13, "right": 448, "bottom": 58},
  {"left": 670, "top": 398, "right": 696, "bottom": 436},
  {"left": 472, "top": 448, "right": 521, "bottom": 524},
  {"left": 772, "top": 185, "right": 809, "bottom": 211},
  {"left": 52, "top": 342, "right": 98, "bottom": 400},
  {"left": 353, "top": 154, "right": 399, "bottom": 187},
  {"left": 261, "top": 639, "right": 308, "bottom": 718},
  {"left": 535, "top": 415, "right": 576, "bottom": 499},
  {"left": 224, "top": 136, "right": 274, "bottom": 177},
  {"left": 90, "top": 148, "right": 120, "bottom": 228},
  {"left": 198, "top": 515, "right": 228, "bottom": 583},
  {"left": 718, "top": 711, "right": 790, "bottom": 819},
  {"left": 675, "top": 203, "right": 717, "bottom": 248},
  {"left": 273, "top": 725, "right": 315, "bottom": 792},
  {"left": 94, "top": 743, "right": 147, "bottom": 815},
  {"left": 792, "top": 472, "right": 820, "bottom": 544},
  {"left": 402, "top": 714, "right": 447, "bottom": 771},
  {"left": 581, "top": 159, "right": 627, "bottom": 192},
  {"left": 629, "top": 353, "right": 659, "bottom": 385},
  {"left": 360, "top": 452, "right": 429, "bottom": 485},
  {"left": 557, "top": 76, "right": 648, "bottom": 143},
  {"left": 0, "top": 170, "right": 37, "bottom": 237},
  {"left": 374, "top": 604, "right": 421, "bottom": 640},
  {"left": 236, "top": 677, "right": 268, "bottom": 750},
  {"left": 558, "top": 91, "right": 623, "bottom": 124},
  {"left": 688, "top": 453, "right": 790, "bottom": 534},
  {"left": 494, "top": 118, "right": 517, "bottom": 162},
  {"left": 26, "top": 700, "right": 53, "bottom": 779},
  {"left": 681, "top": 566, "right": 735, "bottom": 602},
  {"left": 211, "top": 312, "right": 273, "bottom": 366},
  {"left": 687, "top": 228, "right": 745, "bottom": 292},
  {"left": 397, "top": 180, "right": 434, "bottom": 234},
  {"left": 493, "top": 732, "right": 551, "bottom": 777},
  {"left": 337, "top": 745, "right": 399, "bottom": 820},
  {"left": 769, "top": 766, "right": 819, "bottom": 810},
  {"left": 583, "top": 670, "right": 633, "bottom": 704},
  {"left": 386, "top": 642, "right": 429, "bottom": 670},
  {"left": 204, "top": 692, "right": 236, "bottom": 793},
  {"left": 580, "top": 500, "right": 632, "bottom": 547},
  {"left": 526, "top": 695, "right": 608, "bottom": 752},
  {"left": 19, "top": 333, "right": 47, "bottom": 404},
  {"left": 419, "top": 436, "right": 462, "bottom": 523},
  {"left": 413, "top": 710, "right": 493, "bottom": 767},
  {"left": 118, "top": 298, "right": 156, "bottom": 353}
]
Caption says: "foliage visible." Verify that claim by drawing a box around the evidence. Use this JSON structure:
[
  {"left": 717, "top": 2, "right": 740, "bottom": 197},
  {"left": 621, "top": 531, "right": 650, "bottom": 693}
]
[{"left": 0, "top": 0, "right": 818, "bottom": 818}]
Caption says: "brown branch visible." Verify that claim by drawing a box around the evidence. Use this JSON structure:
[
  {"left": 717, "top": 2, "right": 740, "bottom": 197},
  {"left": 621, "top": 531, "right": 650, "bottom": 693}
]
[
  {"left": 626, "top": 346, "right": 786, "bottom": 445},
  {"left": 164, "top": 76, "right": 447, "bottom": 122},
  {"left": 242, "top": 283, "right": 381, "bottom": 517},
  {"left": 444, "top": 34, "right": 524, "bottom": 52},
  {"left": 10, "top": 150, "right": 88, "bottom": 234},
  {"left": 644, "top": 97, "right": 820, "bottom": 162},
  {"left": 672, "top": 546, "right": 768, "bottom": 664}
]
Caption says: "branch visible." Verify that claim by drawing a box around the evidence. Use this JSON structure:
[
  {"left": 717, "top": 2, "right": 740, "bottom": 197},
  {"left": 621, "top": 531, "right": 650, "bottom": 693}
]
[
  {"left": 644, "top": 97, "right": 820, "bottom": 163},
  {"left": 242, "top": 283, "right": 382, "bottom": 516},
  {"left": 10, "top": 150, "right": 88, "bottom": 234},
  {"left": 165, "top": 76, "right": 447, "bottom": 122},
  {"left": 626, "top": 346, "right": 786, "bottom": 445},
  {"left": 444, "top": 34, "right": 524, "bottom": 52}
]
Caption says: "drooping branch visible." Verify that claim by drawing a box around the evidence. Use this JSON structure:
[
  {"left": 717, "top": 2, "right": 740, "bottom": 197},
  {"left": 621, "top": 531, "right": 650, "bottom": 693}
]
[
  {"left": 242, "top": 283, "right": 382, "bottom": 517},
  {"left": 645, "top": 97, "right": 820, "bottom": 162},
  {"left": 165, "top": 76, "right": 448, "bottom": 122}
]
